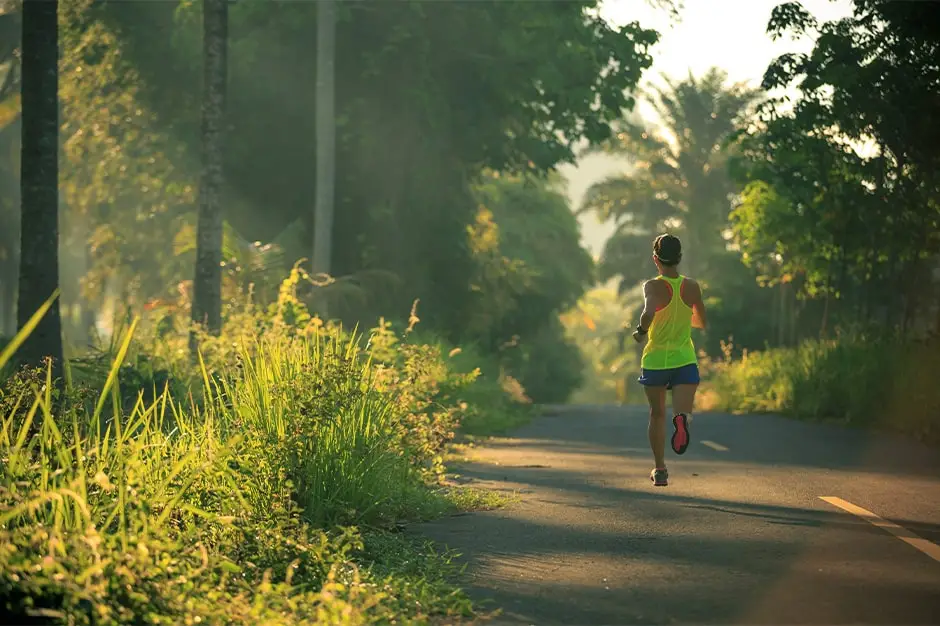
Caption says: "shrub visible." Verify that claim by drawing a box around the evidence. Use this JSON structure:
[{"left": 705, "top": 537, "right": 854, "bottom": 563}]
[
  {"left": 702, "top": 332, "right": 940, "bottom": 445},
  {"left": 0, "top": 294, "right": 477, "bottom": 624}
]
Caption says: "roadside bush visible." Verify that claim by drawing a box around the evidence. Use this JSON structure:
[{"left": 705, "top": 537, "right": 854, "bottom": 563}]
[
  {"left": 0, "top": 292, "right": 479, "bottom": 624},
  {"left": 701, "top": 332, "right": 940, "bottom": 445}
]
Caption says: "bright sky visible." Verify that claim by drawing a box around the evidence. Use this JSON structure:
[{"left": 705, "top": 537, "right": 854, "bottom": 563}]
[
  {"left": 601, "top": 0, "right": 854, "bottom": 92},
  {"left": 565, "top": 0, "right": 855, "bottom": 258}
]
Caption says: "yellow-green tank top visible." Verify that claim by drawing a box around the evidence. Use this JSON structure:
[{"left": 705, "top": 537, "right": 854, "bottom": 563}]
[{"left": 641, "top": 275, "right": 697, "bottom": 370}]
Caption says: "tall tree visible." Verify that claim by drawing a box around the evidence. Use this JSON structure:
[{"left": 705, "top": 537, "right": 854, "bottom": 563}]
[
  {"left": 311, "top": 0, "right": 335, "bottom": 317},
  {"left": 191, "top": 0, "right": 228, "bottom": 346},
  {"left": 17, "top": 0, "right": 63, "bottom": 376}
]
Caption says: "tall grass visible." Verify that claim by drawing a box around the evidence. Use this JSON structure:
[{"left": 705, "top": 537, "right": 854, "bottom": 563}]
[
  {"left": 0, "top": 294, "right": 491, "bottom": 624},
  {"left": 701, "top": 332, "right": 940, "bottom": 444}
]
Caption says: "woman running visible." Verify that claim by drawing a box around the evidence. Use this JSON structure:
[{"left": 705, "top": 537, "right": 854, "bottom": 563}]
[{"left": 632, "top": 234, "right": 707, "bottom": 487}]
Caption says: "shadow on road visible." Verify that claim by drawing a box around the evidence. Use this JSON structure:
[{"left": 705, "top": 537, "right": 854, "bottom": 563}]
[
  {"left": 517, "top": 405, "right": 940, "bottom": 479},
  {"left": 454, "top": 457, "right": 940, "bottom": 543},
  {"left": 415, "top": 407, "right": 940, "bottom": 624},
  {"left": 419, "top": 473, "right": 940, "bottom": 624}
]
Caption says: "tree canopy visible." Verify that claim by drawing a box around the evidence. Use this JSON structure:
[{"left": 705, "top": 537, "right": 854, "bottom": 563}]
[
  {"left": 731, "top": 0, "right": 940, "bottom": 334},
  {"left": 0, "top": 0, "right": 657, "bottom": 401}
]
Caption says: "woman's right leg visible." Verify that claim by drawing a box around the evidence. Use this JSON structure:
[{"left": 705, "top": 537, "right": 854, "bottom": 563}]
[
  {"left": 671, "top": 383, "right": 698, "bottom": 416},
  {"left": 670, "top": 383, "right": 698, "bottom": 454}
]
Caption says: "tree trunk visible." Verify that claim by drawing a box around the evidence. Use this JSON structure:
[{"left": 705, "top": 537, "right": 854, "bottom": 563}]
[
  {"left": 770, "top": 277, "right": 780, "bottom": 345},
  {"left": 17, "top": 0, "right": 63, "bottom": 379},
  {"left": 312, "top": 0, "right": 336, "bottom": 318},
  {"left": 819, "top": 262, "right": 832, "bottom": 340},
  {"left": 935, "top": 284, "right": 940, "bottom": 337},
  {"left": 1, "top": 276, "right": 15, "bottom": 337},
  {"left": 789, "top": 284, "right": 798, "bottom": 346},
  {"left": 191, "top": 0, "right": 228, "bottom": 348}
]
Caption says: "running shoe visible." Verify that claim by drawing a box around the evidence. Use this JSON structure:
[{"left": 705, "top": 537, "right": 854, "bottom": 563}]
[
  {"left": 650, "top": 467, "right": 668, "bottom": 487},
  {"left": 671, "top": 413, "right": 691, "bottom": 455}
]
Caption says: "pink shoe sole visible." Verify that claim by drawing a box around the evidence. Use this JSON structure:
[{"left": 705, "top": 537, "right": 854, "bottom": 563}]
[{"left": 671, "top": 414, "right": 690, "bottom": 455}]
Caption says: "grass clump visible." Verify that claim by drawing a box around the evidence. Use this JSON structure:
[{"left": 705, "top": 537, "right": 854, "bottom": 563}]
[
  {"left": 700, "top": 332, "right": 940, "bottom": 445},
  {"left": 0, "top": 287, "right": 523, "bottom": 624}
]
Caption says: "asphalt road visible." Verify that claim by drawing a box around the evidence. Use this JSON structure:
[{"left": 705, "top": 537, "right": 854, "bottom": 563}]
[{"left": 413, "top": 406, "right": 940, "bottom": 625}]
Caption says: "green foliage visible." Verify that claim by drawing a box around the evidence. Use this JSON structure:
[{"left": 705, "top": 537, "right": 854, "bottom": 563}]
[
  {"left": 501, "top": 316, "right": 585, "bottom": 405},
  {"left": 702, "top": 333, "right": 940, "bottom": 446},
  {"left": 697, "top": 248, "right": 781, "bottom": 356},
  {"left": 57, "top": 0, "right": 197, "bottom": 310},
  {"left": 467, "top": 174, "right": 595, "bottom": 349},
  {"left": 434, "top": 340, "right": 533, "bottom": 437},
  {"left": 455, "top": 174, "right": 595, "bottom": 404},
  {"left": 764, "top": 0, "right": 940, "bottom": 187},
  {"left": 0, "top": 277, "right": 531, "bottom": 623},
  {"left": 729, "top": 0, "right": 940, "bottom": 334},
  {"left": 0, "top": 0, "right": 663, "bottom": 374},
  {"left": 731, "top": 122, "right": 893, "bottom": 297},
  {"left": 78, "top": 0, "right": 657, "bottom": 338},
  {"left": 373, "top": 321, "right": 533, "bottom": 438},
  {"left": 0, "top": 0, "right": 647, "bottom": 405}
]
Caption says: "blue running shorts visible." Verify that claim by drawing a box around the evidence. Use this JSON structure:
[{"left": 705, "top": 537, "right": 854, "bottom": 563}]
[{"left": 638, "top": 363, "right": 700, "bottom": 389}]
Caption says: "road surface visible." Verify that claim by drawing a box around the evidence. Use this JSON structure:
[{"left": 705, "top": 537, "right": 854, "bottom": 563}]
[{"left": 414, "top": 406, "right": 940, "bottom": 625}]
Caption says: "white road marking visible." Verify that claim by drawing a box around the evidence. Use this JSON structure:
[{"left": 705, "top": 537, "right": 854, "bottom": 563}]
[
  {"left": 819, "top": 496, "right": 940, "bottom": 564},
  {"left": 701, "top": 440, "right": 729, "bottom": 451}
]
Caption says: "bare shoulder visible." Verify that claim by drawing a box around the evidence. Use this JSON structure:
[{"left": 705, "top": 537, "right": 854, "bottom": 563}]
[
  {"left": 681, "top": 277, "right": 703, "bottom": 303},
  {"left": 643, "top": 278, "right": 668, "bottom": 296}
]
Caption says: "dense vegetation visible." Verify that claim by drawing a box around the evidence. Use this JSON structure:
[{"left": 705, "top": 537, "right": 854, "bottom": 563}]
[
  {"left": 699, "top": 333, "right": 940, "bottom": 445},
  {"left": 0, "top": 283, "right": 531, "bottom": 624},
  {"left": 702, "top": 1, "right": 940, "bottom": 438}
]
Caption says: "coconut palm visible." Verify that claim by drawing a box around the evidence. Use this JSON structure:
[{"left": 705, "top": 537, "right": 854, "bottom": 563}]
[{"left": 580, "top": 68, "right": 760, "bottom": 294}]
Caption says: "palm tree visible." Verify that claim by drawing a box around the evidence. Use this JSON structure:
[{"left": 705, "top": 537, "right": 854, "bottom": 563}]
[
  {"left": 580, "top": 68, "right": 759, "bottom": 293},
  {"left": 17, "top": 0, "right": 63, "bottom": 376},
  {"left": 191, "top": 0, "right": 228, "bottom": 348}
]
